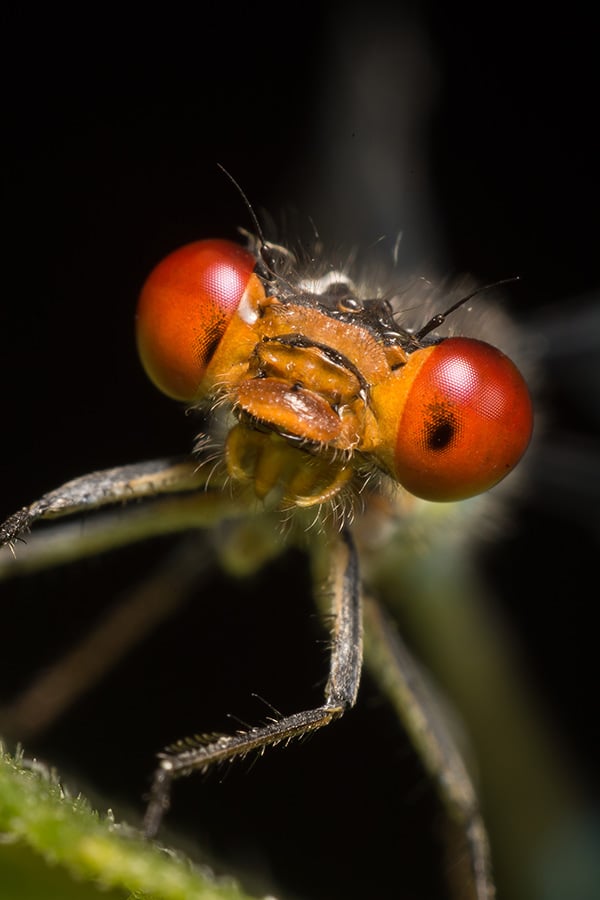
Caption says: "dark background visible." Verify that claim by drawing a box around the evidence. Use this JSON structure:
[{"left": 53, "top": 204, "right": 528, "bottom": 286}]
[{"left": 1, "top": 3, "right": 598, "bottom": 899}]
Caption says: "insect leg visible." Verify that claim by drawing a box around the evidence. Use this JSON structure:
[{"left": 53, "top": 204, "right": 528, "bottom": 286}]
[
  {"left": 0, "top": 458, "right": 254, "bottom": 579},
  {"left": 143, "top": 527, "right": 362, "bottom": 838},
  {"left": 0, "top": 457, "right": 208, "bottom": 547},
  {"left": 362, "top": 593, "right": 494, "bottom": 900}
]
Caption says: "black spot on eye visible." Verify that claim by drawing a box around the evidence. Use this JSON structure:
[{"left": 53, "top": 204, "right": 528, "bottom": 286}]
[
  {"left": 425, "top": 416, "right": 456, "bottom": 450},
  {"left": 202, "top": 326, "right": 222, "bottom": 365}
]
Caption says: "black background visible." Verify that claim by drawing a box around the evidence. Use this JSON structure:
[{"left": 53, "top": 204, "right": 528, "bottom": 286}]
[{"left": 1, "top": 3, "right": 598, "bottom": 899}]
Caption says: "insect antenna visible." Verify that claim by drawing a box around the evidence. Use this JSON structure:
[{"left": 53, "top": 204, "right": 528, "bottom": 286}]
[
  {"left": 217, "top": 163, "right": 267, "bottom": 248},
  {"left": 217, "top": 163, "right": 302, "bottom": 296},
  {"left": 414, "top": 276, "right": 520, "bottom": 341}
]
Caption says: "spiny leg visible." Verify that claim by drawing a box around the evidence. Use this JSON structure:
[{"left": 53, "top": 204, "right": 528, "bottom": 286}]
[
  {"left": 0, "top": 457, "right": 206, "bottom": 547},
  {"left": 362, "top": 593, "right": 494, "bottom": 900},
  {"left": 0, "top": 491, "right": 252, "bottom": 580},
  {"left": 143, "top": 527, "right": 362, "bottom": 838}
]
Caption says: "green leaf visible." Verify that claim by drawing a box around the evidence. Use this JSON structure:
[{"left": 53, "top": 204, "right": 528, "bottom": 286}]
[{"left": 0, "top": 745, "right": 255, "bottom": 900}]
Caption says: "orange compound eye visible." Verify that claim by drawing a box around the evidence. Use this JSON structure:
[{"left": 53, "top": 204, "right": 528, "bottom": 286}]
[
  {"left": 394, "top": 337, "right": 533, "bottom": 501},
  {"left": 136, "top": 240, "right": 257, "bottom": 402}
]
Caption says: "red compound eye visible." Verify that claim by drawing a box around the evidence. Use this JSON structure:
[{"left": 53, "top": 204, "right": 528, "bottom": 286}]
[
  {"left": 136, "top": 239, "right": 257, "bottom": 401},
  {"left": 393, "top": 337, "right": 533, "bottom": 501}
]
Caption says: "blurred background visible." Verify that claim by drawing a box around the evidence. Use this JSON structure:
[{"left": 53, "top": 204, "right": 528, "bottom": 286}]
[{"left": 1, "top": 3, "right": 598, "bottom": 898}]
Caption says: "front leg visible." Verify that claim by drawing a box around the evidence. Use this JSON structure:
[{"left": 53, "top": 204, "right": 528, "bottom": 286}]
[
  {"left": 0, "top": 457, "right": 257, "bottom": 578},
  {"left": 0, "top": 457, "right": 205, "bottom": 547},
  {"left": 143, "top": 528, "right": 363, "bottom": 837}
]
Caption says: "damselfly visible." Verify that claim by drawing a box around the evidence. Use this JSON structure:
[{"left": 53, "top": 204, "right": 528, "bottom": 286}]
[{"left": 0, "top": 204, "right": 534, "bottom": 899}]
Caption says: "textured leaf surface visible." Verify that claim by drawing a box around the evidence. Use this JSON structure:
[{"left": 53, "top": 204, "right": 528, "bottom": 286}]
[{"left": 0, "top": 747, "right": 256, "bottom": 900}]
